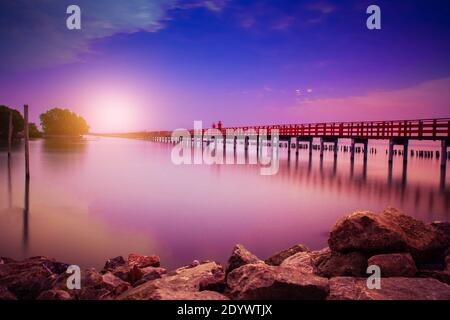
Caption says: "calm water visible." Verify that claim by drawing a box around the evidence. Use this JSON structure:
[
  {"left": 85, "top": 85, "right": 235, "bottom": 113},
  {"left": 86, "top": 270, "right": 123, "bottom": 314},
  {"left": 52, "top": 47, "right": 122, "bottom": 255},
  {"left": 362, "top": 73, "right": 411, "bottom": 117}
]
[{"left": 0, "top": 137, "right": 449, "bottom": 269}]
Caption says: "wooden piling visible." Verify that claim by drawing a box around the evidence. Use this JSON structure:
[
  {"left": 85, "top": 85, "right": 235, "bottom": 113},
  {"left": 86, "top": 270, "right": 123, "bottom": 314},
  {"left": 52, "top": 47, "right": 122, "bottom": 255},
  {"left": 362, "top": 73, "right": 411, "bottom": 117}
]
[
  {"left": 8, "top": 111, "right": 13, "bottom": 158},
  {"left": 24, "top": 105, "right": 30, "bottom": 180}
]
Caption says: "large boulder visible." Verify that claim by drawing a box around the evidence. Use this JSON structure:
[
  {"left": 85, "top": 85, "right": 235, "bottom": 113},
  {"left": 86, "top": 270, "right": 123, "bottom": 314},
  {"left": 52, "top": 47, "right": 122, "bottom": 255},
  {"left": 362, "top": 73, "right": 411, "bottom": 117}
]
[
  {"left": 36, "top": 289, "right": 73, "bottom": 300},
  {"left": 0, "top": 256, "right": 69, "bottom": 300},
  {"left": 368, "top": 253, "right": 417, "bottom": 277},
  {"left": 227, "top": 263, "right": 329, "bottom": 300},
  {"left": 127, "top": 253, "right": 160, "bottom": 268},
  {"left": 0, "top": 286, "right": 17, "bottom": 300},
  {"left": 102, "top": 256, "right": 126, "bottom": 272},
  {"left": 51, "top": 268, "right": 131, "bottom": 300},
  {"left": 315, "top": 251, "right": 367, "bottom": 278},
  {"left": 133, "top": 267, "right": 167, "bottom": 287},
  {"left": 431, "top": 222, "right": 450, "bottom": 247},
  {"left": 103, "top": 257, "right": 166, "bottom": 286},
  {"left": 417, "top": 270, "right": 450, "bottom": 285},
  {"left": 329, "top": 208, "right": 448, "bottom": 262},
  {"left": 280, "top": 248, "right": 367, "bottom": 278},
  {"left": 118, "top": 261, "right": 225, "bottom": 300},
  {"left": 446, "top": 255, "right": 450, "bottom": 271},
  {"left": 139, "top": 289, "right": 228, "bottom": 300},
  {"left": 280, "top": 252, "right": 315, "bottom": 273},
  {"left": 265, "top": 244, "right": 309, "bottom": 266},
  {"left": 225, "top": 244, "right": 262, "bottom": 274},
  {"left": 328, "top": 277, "right": 450, "bottom": 300}
]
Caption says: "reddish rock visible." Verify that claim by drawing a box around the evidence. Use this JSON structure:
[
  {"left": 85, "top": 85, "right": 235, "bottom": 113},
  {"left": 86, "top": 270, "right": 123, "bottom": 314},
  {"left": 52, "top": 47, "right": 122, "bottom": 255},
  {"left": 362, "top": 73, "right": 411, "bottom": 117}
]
[
  {"left": 51, "top": 268, "right": 131, "bottom": 300},
  {"left": 103, "top": 256, "right": 126, "bottom": 272},
  {"left": 0, "top": 257, "right": 16, "bottom": 264},
  {"left": 136, "top": 289, "right": 228, "bottom": 300},
  {"left": 315, "top": 251, "right": 367, "bottom": 278},
  {"left": 36, "top": 289, "right": 73, "bottom": 300},
  {"left": 446, "top": 255, "right": 450, "bottom": 271},
  {"left": 280, "top": 248, "right": 367, "bottom": 278},
  {"left": 118, "top": 261, "right": 225, "bottom": 300},
  {"left": 226, "top": 244, "right": 263, "bottom": 275},
  {"left": 133, "top": 267, "right": 167, "bottom": 287},
  {"left": 280, "top": 251, "right": 315, "bottom": 273},
  {"left": 368, "top": 253, "right": 417, "bottom": 277},
  {"left": 265, "top": 244, "right": 309, "bottom": 266},
  {"left": 107, "top": 264, "right": 162, "bottom": 285},
  {"left": 328, "top": 277, "right": 450, "bottom": 300},
  {"left": 0, "top": 286, "right": 16, "bottom": 300},
  {"left": 329, "top": 208, "right": 447, "bottom": 262},
  {"left": 198, "top": 267, "right": 226, "bottom": 292},
  {"left": 417, "top": 270, "right": 450, "bottom": 285},
  {"left": 127, "top": 253, "right": 160, "bottom": 268},
  {"left": 430, "top": 221, "right": 450, "bottom": 247},
  {"left": 0, "top": 256, "right": 66, "bottom": 299},
  {"left": 227, "top": 263, "right": 329, "bottom": 300}
]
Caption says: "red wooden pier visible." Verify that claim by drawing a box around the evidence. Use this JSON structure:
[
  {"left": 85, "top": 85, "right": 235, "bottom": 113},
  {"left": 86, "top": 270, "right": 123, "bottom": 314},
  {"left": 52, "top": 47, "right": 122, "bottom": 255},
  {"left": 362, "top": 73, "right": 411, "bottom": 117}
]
[{"left": 145, "top": 118, "right": 449, "bottom": 167}]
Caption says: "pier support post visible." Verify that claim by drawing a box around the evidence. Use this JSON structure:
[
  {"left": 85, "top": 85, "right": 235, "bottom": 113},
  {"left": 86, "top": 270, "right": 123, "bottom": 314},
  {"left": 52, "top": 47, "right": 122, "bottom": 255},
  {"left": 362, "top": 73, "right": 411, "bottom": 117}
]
[
  {"left": 7, "top": 111, "right": 13, "bottom": 159},
  {"left": 403, "top": 140, "right": 409, "bottom": 163},
  {"left": 388, "top": 139, "right": 395, "bottom": 164},
  {"left": 363, "top": 140, "right": 368, "bottom": 162},
  {"left": 320, "top": 138, "right": 324, "bottom": 158},
  {"left": 441, "top": 140, "right": 448, "bottom": 168},
  {"left": 334, "top": 140, "right": 338, "bottom": 159},
  {"left": 245, "top": 136, "right": 249, "bottom": 152},
  {"left": 295, "top": 137, "right": 300, "bottom": 156},
  {"left": 24, "top": 105, "right": 30, "bottom": 180},
  {"left": 287, "top": 138, "right": 291, "bottom": 157},
  {"left": 350, "top": 139, "right": 355, "bottom": 161}
]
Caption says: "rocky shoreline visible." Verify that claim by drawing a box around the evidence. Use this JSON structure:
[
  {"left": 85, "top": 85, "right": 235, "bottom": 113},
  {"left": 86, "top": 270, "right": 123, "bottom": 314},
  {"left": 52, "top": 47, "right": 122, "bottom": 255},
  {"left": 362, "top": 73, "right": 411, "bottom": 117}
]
[{"left": 1, "top": 208, "right": 450, "bottom": 300}]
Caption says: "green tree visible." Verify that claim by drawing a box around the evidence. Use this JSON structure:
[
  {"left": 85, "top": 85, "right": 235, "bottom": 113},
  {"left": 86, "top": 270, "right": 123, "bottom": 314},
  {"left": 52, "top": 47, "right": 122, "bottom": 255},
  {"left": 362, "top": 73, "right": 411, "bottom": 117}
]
[
  {"left": 29, "top": 123, "right": 42, "bottom": 138},
  {"left": 40, "top": 108, "right": 89, "bottom": 136},
  {"left": 0, "top": 105, "right": 24, "bottom": 140}
]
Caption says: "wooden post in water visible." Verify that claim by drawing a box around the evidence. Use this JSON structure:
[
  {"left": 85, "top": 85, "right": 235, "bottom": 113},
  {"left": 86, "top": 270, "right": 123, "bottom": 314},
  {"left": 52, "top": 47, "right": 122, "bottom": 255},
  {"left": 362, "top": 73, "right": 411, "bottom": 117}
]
[
  {"left": 8, "top": 111, "right": 13, "bottom": 158},
  {"left": 24, "top": 105, "right": 30, "bottom": 180}
]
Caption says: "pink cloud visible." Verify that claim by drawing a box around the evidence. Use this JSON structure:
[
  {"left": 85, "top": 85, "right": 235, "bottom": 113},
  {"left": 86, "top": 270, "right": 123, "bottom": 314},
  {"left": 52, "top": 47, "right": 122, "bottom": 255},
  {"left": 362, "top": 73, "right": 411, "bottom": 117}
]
[{"left": 288, "top": 77, "right": 450, "bottom": 122}]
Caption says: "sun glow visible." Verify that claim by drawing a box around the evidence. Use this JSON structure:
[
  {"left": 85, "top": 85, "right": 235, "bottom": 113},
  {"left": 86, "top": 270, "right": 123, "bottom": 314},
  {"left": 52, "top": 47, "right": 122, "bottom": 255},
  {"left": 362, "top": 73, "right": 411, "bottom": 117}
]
[{"left": 87, "top": 90, "right": 140, "bottom": 133}]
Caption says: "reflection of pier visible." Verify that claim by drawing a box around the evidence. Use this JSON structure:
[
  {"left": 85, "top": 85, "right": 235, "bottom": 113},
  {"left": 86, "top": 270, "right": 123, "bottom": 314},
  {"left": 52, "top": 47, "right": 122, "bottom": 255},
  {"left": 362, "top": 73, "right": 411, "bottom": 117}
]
[
  {"left": 5, "top": 156, "right": 29, "bottom": 251},
  {"left": 284, "top": 155, "right": 449, "bottom": 222}
]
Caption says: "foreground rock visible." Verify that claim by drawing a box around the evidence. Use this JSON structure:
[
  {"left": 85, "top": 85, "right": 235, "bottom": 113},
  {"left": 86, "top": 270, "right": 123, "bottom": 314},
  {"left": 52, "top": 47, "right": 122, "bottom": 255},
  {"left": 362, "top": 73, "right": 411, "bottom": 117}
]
[
  {"left": 368, "top": 253, "right": 417, "bottom": 277},
  {"left": 328, "top": 277, "right": 450, "bottom": 300},
  {"left": 417, "top": 270, "right": 450, "bottom": 285},
  {"left": 0, "top": 286, "right": 17, "bottom": 300},
  {"left": 265, "top": 244, "right": 309, "bottom": 266},
  {"left": 280, "top": 248, "right": 367, "bottom": 278},
  {"left": 118, "top": 261, "right": 227, "bottom": 300},
  {"left": 430, "top": 222, "right": 450, "bottom": 247},
  {"left": 102, "top": 254, "right": 166, "bottom": 286},
  {"left": 446, "top": 255, "right": 450, "bottom": 271},
  {"left": 36, "top": 289, "right": 72, "bottom": 300},
  {"left": 127, "top": 253, "right": 160, "bottom": 268},
  {"left": 225, "top": 244, "right": 262, "bottom": 275},
  {"left": 227, "top": 263, "right": 329, "bottom": 300},
  {"left": 329, "top": 208, "right": 448, "bottom": 262},
  {"left": 0, "top": 256, "right": 69, "bottom": 300},
  {"left": 50, "top": 268, "right": 132, "bottom": 300}
]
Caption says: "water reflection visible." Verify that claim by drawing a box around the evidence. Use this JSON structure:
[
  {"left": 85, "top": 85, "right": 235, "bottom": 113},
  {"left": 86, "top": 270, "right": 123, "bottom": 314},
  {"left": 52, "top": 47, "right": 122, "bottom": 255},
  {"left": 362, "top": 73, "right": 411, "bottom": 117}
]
[
  {"left": 23, "top": 177, "right": 29, "bottom": 251},
  {"left": 42, "top": 137, "right": 88, "bottom": 153},
  {"left": 7, "top": 156, "right": 12, "bottom": 208},
  {"left": 0, "top": 137, "right": 448, "bottom": 270}
]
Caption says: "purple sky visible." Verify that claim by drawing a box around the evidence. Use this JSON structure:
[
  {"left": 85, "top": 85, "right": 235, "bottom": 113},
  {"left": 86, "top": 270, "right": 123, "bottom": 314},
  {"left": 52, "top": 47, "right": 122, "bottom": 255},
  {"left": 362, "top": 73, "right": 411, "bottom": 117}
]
[{"left": 0, "top": 0, "right": 449, "bottom": 132}]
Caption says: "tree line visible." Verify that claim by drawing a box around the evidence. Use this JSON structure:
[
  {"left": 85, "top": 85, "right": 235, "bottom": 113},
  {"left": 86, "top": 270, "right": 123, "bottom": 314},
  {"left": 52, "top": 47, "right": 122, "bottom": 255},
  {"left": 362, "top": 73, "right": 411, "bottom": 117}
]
[{"left": 0, "top": 106, "right": 89, "bottom": 139}]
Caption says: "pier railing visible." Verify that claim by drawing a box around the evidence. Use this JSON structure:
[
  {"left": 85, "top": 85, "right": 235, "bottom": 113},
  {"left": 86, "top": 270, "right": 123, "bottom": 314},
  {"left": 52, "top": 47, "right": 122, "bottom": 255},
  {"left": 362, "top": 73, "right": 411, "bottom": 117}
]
[{"left": 224, "top": 118, "right": 450, "bottom": 139}]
